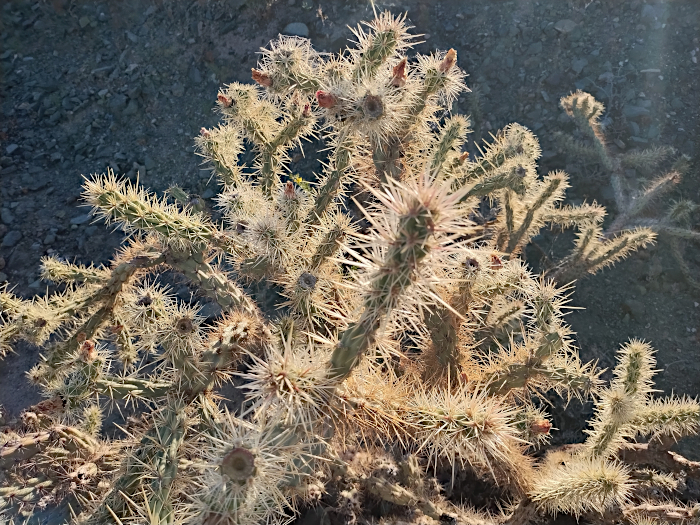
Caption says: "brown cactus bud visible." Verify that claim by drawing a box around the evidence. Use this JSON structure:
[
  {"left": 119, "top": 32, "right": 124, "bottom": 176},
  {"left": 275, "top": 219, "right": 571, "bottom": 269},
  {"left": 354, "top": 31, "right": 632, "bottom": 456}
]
[
  {"left": 175, "top": 316, "right": 194, "bottom": 335},
  {"left": 251, "top": 68, "right": 273, "bottom": 88},
  {"left": 284, "top": 181, "right": 296, "bottom": 198},
  {"left": 79, "top": 340, "right": 97, "bottom": 362},
  {"left": 439, "top": 48, "right": 457, "bottom": 73},
  {"left": 390, "top": 57, "right": 407, "bottom": 87},
  {"left": 458, "top": 151, "right": 469, "bottom": 164},
  {"left": 490, "top": 253, "right": 503, "bottom": 270},
  {"left": 315, "top": 90, "right": 338, "bottom": 109},
  {"left": 217, "top": 94, "right": 233, "bottom": 108},
  {"left": 302, "top": 103, "right": 311, "bottom": 118},
  {"left": 530, "top": 419, "right": 552, "bottom": 435},
  {"left": 200, "top": 127, "right": 211, "bottom": 138}
]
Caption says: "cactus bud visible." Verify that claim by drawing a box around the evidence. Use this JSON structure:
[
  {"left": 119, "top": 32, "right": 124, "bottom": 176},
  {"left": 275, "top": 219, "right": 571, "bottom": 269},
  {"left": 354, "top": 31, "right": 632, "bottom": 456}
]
[
  {"left": 302, "top": 103, "right": 311, "bottom": 118},
  {"left": 315, "top": 90, "right": 337, "bottom": 109},
  {"left": 200, "top": 127, "right": 211, "bottom": 138},
  {"left": 251, "top": 68, "right": 273, "bottom": 88},
  {"left": 439, "top": 48, "right": 457, "bottom": 73},
  {"left": 390, "top": 57, "right": 407, "bottom": 87},
  {"left": 217, "top": 94, "right": 233, "bottom": 108},
  {"left": 79, "top": 340, "right": 97, "bottom": 362}
]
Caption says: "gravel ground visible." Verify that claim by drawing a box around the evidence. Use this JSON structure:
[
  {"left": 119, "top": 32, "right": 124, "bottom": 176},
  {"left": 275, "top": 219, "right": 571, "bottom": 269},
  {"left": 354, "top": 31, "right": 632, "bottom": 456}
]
[{"left": 0, "top": 0, "right": 699, "bottom": 515}]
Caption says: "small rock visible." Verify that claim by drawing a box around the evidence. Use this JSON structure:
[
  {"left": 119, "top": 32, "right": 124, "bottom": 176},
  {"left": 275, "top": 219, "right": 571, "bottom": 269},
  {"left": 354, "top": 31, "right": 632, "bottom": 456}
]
[
  {"left": 5, "top": 144, "right": 19, "bottom": 155},
  {"left": 554, "top": 19, "right": 577, "bottom": 33},
  {"left": 108, "top": 93, "right": 128, "bottom": 113},
  {"left": 282, "top": 22, "right": 309, "bottom": 37},
  {"left": 70, "top": 213, "right": 92, "bottom": 225},
  {"left": 144, "top": 155, "right": 156, "bottom": 170},
  {"left": 43, "top": 233, "right": 56, "bottom": 245},
  {"left": 199, "top": 301, "right": 222, "bottom": 321},
  {"left": 0, "top": 272, "right": 7, "bottom": 283},
  {"left": 544, "top": 71, "right": 562, "bottom": 87},
  {"left": 125, "top": 30, "right": 138, "bottom": 43},
  {"left": 670, "top": 97, "right": 684, "bottom": 110},
  {"left": 189, "top": 64, "right": 202, "bottom": 84},
  {"left": 201, "top": 188, "right": 215, "bottom": 199},
  {"left": 622, "top": 298, "right": 645, "bottom": 320},
  {"left": 79, "top": 16, "right": 90, "bottom": 28},
  {"left": 571, "top": 57, "right": 588, "bottom": 74},
  {"left": 1, "top": 209, "right": 14, "bottom": 224},
  {"left": 623, "top": 105, "right": 650, "bottom": 119},
  {"left": 1, "top": 230, "right": 22, "bottom": 248},
  {"left": 527, "top": 41, "right": 543, "bottom": 55},
  {"left": 123, "top": 98, "right": 139, "bottom": 116},
  {"left": 172, "top": 83, "right": 184, "bottom": 97}
]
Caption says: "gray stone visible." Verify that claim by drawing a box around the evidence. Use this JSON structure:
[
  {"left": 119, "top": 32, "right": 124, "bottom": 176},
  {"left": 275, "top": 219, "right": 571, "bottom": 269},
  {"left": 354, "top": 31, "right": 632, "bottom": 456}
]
[
  {"left": 144, "top": 155, "right": 156, "bottom": 170},
  {"left": 554, "top": 19, "right": 577, "bottom": 33},
  {"left": 622, "top": 298, "right": 645, "bottom": 320},
  {"left": 527, "top": 41, "right": 543, "bottom": 55},
  {"left": 125, "top": 30, "right": 138, "bottom": 43},
  {"left": 70, "top": 213, "right": 92, "bottom": 225},
  {"left": 201, "top": 188, "right": 215, "bottom": 199},
  {"left": 282, "top": 22, "right": 309, "bottom": 37},
  {"left": 571, "top": 57, "right": 588, "bottom": 74},
  {"left": 623, "top": 105, "right": 650, "bottom": 119},
  {"left": 172, "top": 83, "right": 184, "bottom": 97},
  {"left": 647, "top": 123, "right": 660, "bottom": 139},
  {"left": 670, "top": 97, "right": 684, "bottom": 110},
  {"left": 1, "top": 230, "right": 22, "bottom": 248},
  {"left": 43, "top": 233, "right": 56, "bottom": 245},
  {"left": 108, "top": 93, "right": 127, "bottom": 113},
  {"left": 545, "top": 71, "right": 562, "bottom": 87},
  {"left": 199, "top": 301, "right": 222, "bottom": 321},
  {"left": 123, "top": 98, "right": 139, "bottom": 115},
  {"left": 1, "top": 209, "right": 14, "bottom": 224},
  {"left": 0, "top": 273, "right": 6, "bottom": 283},
  {"left": 189, "top": 64, "right": 202, "bottom": 84},
  {"left": 628, "top": 121, "right": 640, "bottom": 136},
  {"left": 5, "top": 144, "right": 19, "bottom": 155}
]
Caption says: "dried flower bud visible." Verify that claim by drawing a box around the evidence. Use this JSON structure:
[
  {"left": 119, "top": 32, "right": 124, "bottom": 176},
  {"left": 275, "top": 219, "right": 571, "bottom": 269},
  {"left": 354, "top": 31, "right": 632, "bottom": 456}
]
[
  {"left": 77, "top": 332, "right": 87, "bottom": 343},
  {"left": 298, "top": 272, "right": 318, "bottom": 291},
  {"left": 217, "top": 94, "right": 233, "bottom": 108},
  {"left": 315, "top": 90, "right": 338, "bottom": 109},
  {"left": 284, "top": 181, "right": 296, "bottom": 198},
  {"left": 251, "top": 68, "right": 273, "bottom": 88},
  {"left": 200, "top": 127, "right": 211, "bottom": 138},
  {"left": 458, "top": 151, "right": 469, "bottom": 164},
  {"left": 390, "top": 57, "right": 407, "bottom": 87},
  {"left": 302, "top": 103, "right": 311, "bottom": 118},
  {"left": 439, "top": 48, "right": 457, "bottom": 73},
  {"left": 79, "top": 340, "right": 97, "bottom": 362},
  {"left": 530, "top": 419, "right": 552, "bottom": 435},
  {"left": 490, "top": 254, "right": 503, "bottom": 270}
]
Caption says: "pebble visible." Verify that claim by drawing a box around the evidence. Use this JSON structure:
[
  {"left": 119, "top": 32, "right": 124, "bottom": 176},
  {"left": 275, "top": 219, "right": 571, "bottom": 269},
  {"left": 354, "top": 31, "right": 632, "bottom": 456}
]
[
  {"left": 527, "top": 42, "right": 543, "bottom": 55},
  {"left": 282, "top": 22, "right": 309, "bottom": 38},
  {"left": 70, "top": 213, "right": 92, "bottom": 225},
  {"left": 623, "top": 105, "right": 650, "bottom": 119},
  {"left": 1, "top": 209, "right": 14, "bottom": 224},
  {"left": 43, "top": 233, "right": 56, "bottom": 245},
  {"left": 571, "top": 58, "right": 588, "bottom": 74},
  {"left": 125, "top": 30, "right": 138, "bottom": 43},
  {"left": 1, "top": 230, "right": 22, "bottom": 248},
  {"left": 5, "top": 144, "right": 19, "bottom": 155},
  {"left": 554, "top": 19, "right": 577, "bottom": 34},
  {"left": 172, "top": 83, "right": 184, "bottom": 97}
]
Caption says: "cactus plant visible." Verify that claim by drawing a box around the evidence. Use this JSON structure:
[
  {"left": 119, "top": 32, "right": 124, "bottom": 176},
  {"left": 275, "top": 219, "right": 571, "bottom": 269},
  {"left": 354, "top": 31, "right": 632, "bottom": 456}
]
[{"left": 1, "top": 10, "right": 699, "bottom": 525}]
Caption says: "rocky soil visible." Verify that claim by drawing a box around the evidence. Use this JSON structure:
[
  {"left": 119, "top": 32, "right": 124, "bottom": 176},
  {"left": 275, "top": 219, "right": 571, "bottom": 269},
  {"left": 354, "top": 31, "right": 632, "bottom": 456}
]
[{"left": 0, "top": 0, "right": 699, "bottom": 505}]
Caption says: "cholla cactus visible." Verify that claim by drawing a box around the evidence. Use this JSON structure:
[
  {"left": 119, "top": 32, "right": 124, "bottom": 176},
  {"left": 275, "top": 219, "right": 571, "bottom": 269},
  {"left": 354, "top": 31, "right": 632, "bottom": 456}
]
[
  {"left": 2, "top": 10, "right": 699, "bottom": 525},
  {"left": 550, "top": 90, "right": 694, "bottom": 283}
]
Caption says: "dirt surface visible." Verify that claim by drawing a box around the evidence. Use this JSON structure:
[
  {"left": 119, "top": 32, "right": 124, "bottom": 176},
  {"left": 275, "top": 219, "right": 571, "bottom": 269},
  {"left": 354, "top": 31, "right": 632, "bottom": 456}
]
[{"left": 0, "top": 0, "right": 699, "bottom": 518}]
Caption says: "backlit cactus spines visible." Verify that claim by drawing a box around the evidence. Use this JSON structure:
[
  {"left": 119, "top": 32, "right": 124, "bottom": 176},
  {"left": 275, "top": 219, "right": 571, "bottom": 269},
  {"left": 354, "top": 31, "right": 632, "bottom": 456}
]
[{"left": 2, "top": 10, "right": 699, "bottom": 525}]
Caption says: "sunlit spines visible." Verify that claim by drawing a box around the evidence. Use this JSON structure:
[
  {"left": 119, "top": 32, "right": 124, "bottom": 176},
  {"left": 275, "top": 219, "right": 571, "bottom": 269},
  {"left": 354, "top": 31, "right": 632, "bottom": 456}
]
[
  {"left": 255, "top": 35, "right": 322, "bottom": 98},
  {"left": 530, "top": 453, "right": 633, "bottom": 517}
]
